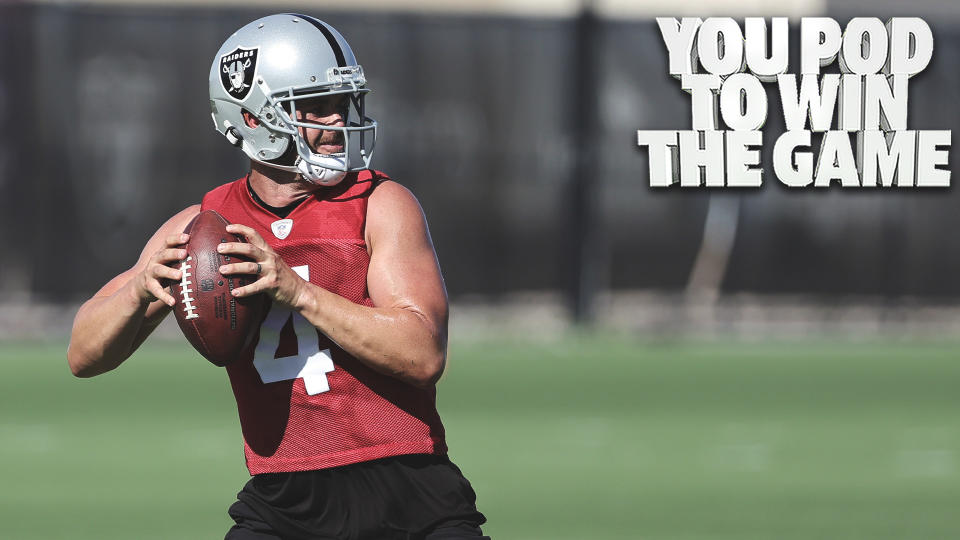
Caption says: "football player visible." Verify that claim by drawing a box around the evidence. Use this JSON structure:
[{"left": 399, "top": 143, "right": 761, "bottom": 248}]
[{"left": 67, "top": 13, "right": 488, "bottom": 540}]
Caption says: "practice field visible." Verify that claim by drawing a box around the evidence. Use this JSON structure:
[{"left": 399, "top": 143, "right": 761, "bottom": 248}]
[{"left": 2, "top": 336, "right": 960, "bottom": 539}]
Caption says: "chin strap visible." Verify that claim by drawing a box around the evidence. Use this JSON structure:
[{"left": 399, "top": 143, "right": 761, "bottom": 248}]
[{"left": 295, "top": 154, "right": 349, "bottom": 186}]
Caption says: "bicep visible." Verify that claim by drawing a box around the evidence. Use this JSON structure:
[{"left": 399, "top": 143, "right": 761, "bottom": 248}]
[{"left": 365, "top": 183, "right": 448, "bottom": 328}]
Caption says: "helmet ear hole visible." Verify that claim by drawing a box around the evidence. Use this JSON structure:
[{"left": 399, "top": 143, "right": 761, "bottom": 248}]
[{"left": 241, "top": 109, "right": 261, "bottom": 128}]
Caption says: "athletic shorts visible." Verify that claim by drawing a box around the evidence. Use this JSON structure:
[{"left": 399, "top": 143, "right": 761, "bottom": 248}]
[{"left": 224, "top": 454, "right": 489, "bottom": 540}]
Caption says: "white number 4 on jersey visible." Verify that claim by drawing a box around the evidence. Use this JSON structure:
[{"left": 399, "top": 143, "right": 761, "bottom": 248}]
[{"left": 252, "top": 265, "right": 335, "bottom": 395}]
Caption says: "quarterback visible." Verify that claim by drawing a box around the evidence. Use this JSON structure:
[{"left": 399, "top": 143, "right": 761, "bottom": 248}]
[{"left": 67, "top": 13, "right": 488, "bottom": 540}]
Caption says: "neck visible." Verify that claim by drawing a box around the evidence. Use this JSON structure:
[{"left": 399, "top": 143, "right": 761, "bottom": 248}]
[{"left": 247, "top": 161, "right": 318, "bottom": 207}]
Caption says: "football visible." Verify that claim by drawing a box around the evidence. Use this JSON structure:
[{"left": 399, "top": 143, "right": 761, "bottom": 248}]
[{"left": 169, "top": 210, "right": 267, "bottom": 366}]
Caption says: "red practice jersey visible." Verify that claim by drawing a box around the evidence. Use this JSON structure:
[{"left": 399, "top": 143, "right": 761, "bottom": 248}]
[{"left": 201, "top": 170, "right": 447, "bottom": 474}]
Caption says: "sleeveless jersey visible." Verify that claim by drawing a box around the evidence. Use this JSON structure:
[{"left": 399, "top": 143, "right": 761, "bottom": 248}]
[{"left": 201, "top": 170, "right": 447, "bottom": 474}]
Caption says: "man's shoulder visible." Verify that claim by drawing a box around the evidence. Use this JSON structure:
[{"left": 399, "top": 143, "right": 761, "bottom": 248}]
[{"left": 366, "top": 177, "right": 429, "bottom": 237}]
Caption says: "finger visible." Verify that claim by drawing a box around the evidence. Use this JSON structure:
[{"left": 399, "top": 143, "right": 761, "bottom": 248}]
[
  {"left": 148, "top": 280, "right": 176, "bottom": 307},
  {"left": 164, "top": 233, "right": 190, "bottom": 247},
  {"left": 229, "top": 280, "right": 264, "bottom": 298},
  {"left": 226, "top": 223, "right": 268, "bottom": 249},
  {"left": 219, "top": 261, "right": 261, "bottom": 276},
  {"left": 150, "top": 263, "right": 183, "bottom": 282},
  {"left": 217, "top": 242, "right": 263, "bottom": 259},
  {"left": 154, "top": 248, "right": 189, "bottom": 264}
]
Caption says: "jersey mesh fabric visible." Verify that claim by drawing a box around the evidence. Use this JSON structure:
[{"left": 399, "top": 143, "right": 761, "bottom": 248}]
[{"left": 202, "top": 170, "right": 447, "bottom": 474}]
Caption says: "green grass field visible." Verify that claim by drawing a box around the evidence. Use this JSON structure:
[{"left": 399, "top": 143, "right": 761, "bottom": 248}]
[{"left": 2, "top": 336, "right": 960, "bottom": 539}]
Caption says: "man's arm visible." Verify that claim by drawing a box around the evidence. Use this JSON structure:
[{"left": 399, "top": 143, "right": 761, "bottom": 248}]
[
  {"left": 220, "top": 181, "right": 448, "bottom": 388},
  {"left": 67, "top": 205, "right": 200, "bottom": 377}
]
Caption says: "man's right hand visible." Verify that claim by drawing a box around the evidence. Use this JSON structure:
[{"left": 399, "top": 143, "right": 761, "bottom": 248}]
[{"left": 131, "top": 233, "right": 190, "bottom": 307}]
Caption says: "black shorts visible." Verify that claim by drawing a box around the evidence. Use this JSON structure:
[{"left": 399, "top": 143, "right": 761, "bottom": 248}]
[{"left": 225, "top": 454, "right": 489, "bottom": 540}]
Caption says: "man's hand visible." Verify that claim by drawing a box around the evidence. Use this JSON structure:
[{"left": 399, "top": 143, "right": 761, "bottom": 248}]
[
  {"left": 130, "top": 233, "right": 189, "bottom": 307},
  {"left": 217, "top": 224, "right": 306, "bottom": 308}
]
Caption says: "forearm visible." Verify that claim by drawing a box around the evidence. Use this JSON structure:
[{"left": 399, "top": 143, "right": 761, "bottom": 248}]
[
  {"left": 67, "top": 282, "right": 162, "bottom": 377},
  {"left": 293, "top": 283, "right": 446, "bottom": 388}
]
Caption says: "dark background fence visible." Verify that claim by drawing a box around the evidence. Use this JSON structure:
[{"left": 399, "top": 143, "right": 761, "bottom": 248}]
[{"left": 1, "top": 3, "right": 958, "bottom": 308}]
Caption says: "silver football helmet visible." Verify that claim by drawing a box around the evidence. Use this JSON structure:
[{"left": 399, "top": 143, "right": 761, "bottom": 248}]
[{"left": 209, "top": 14, "right": 377, "bottom": 185}]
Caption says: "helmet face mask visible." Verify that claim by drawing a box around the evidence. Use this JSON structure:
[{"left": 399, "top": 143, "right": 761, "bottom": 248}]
[
  {"left": 209, "top": 14, "right": 377, "bottom": 186},
  {"left": 266, "top": 72, "right": 376, "bottom": 183}
]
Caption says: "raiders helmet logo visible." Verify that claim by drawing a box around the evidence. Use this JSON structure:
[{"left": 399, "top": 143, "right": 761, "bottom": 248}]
[{"left": 220, "top": 47, "right": 259, "bottom": 100}]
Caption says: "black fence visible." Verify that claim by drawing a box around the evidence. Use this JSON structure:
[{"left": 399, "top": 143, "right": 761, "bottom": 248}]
[{"left": 1, "top": 4, "right": 958, "bottom": 304}]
